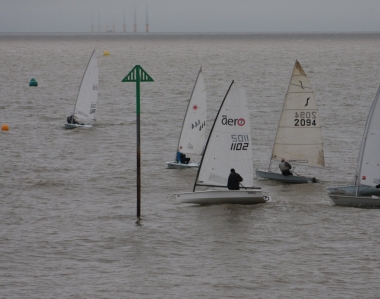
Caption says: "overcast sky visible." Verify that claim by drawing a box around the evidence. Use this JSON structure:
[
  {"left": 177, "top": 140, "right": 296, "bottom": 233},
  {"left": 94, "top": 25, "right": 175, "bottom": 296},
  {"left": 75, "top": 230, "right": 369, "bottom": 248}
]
[{"left": 1, "top": 0, "right": 380, "bottom": 33}]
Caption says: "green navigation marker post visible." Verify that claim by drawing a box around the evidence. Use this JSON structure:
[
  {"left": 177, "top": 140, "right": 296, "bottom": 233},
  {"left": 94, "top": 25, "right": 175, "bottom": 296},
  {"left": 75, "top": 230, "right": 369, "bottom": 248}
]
[{"left": 122, "top": 65, "right": 154, "bottom": 219}]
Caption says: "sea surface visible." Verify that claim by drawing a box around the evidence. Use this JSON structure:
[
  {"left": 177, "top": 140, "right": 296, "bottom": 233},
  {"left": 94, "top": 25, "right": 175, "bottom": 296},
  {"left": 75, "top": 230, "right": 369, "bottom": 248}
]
[{"left": 1, "top": 33, "right": 380, "bottom": 298}]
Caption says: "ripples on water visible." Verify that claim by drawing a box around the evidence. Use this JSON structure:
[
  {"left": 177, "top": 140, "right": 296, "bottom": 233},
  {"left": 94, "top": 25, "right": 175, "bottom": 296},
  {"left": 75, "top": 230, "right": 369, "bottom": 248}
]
[{"left": 1, "top": 33, "right": 380, "bottom": 298}]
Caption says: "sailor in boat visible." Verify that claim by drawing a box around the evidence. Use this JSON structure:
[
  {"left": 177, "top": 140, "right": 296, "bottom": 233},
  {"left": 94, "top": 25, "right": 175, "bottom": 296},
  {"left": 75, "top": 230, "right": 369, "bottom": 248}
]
[
  {"left": 279, "top": 158, "right": 293, "bottom": 176},
  {"left": 176, "top": 152, "right": 190, "bottom": 164},
  {"left": 227, "top": 168, "right": 243, "bottom": 190},
  {"left": 67, "top": 115, "right": 84, "bottom": 125}
]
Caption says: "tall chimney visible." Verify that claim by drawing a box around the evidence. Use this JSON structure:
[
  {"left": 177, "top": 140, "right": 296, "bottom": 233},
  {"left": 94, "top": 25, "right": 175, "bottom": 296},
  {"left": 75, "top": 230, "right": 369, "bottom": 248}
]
[
  {"left": 123, "top": 9, "right": 127, "bottom": 33},
  {"left": 91, "top": 13, "right": 94, "bottom": 33},
  {"left": 134, "top": 6, "right": 137, "bottom": 33},
  {"left": 145, "top": 5, "right": 149, "bottom": 33},
  {"left": 98, "top": 13, "right": 100, "bottom": 33}
]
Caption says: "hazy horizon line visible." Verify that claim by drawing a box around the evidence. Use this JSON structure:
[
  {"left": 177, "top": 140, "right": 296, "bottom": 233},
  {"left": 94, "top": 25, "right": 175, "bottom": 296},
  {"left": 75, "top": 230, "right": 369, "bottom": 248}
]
[{"left": 1, "top": 31, "right": 380, "bottom": 34}]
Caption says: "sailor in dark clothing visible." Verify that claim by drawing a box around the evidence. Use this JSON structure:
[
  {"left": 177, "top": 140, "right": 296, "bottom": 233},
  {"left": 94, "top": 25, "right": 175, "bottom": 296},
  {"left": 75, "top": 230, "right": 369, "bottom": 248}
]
[
  {"left": 176, "top": 152, "right": 190, "bottom": 164},
  {"left": 181, "top": 153, "right": 190, "bottom": 164},
  {"left": 67, "top": 115, "right": 83, "bottom": 125},
  {"left": 227, "top": 168, "right": 243, "bottom": 190},
  {"left": 279, "top": 158, "right": 293, "bottom": 176}
]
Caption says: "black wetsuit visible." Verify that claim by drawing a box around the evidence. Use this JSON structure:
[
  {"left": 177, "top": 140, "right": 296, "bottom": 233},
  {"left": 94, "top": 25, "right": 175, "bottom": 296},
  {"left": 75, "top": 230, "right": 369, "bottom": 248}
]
[
  {"left": 227, "top": 172, "right": 243, "bottom": 190},
  {"left": 67, "top": 115, "right": 82, "bottom": 125},
  {"left": 180, "top": 153, "right": 190, "bottom": 164}
]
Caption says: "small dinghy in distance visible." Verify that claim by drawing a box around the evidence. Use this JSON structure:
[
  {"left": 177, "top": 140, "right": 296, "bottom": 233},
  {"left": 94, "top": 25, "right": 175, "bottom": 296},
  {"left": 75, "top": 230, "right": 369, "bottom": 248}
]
[
  {"left": 166, "top": 67, "right": 207, "bottom": 169},
  {"left": 64, "top": 49, "right": 98, "bottom": 129},
  {"left": 256, "top": 60, "right": 325, "bottom": 183},
  {"left": 175, "top": 81, "right": 270, "bottom": 205},
  {"left": 327, "top": 86, "right": 380, "bottom": 207}
]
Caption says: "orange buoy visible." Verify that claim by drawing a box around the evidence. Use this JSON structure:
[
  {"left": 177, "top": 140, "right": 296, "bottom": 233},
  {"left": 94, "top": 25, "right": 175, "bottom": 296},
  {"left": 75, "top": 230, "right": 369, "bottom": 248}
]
[
  {"left": 1, "top": 124, "right": 9, "bottom": 131},
  {"left": 103, "top": 51, "right": 110, "bottom": 56}
]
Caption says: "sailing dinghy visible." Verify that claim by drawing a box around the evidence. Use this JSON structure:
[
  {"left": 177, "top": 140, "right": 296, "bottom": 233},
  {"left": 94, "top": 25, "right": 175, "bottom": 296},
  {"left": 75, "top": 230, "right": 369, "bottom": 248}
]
[
  {"left": 256, "top": 60, "right": 325, "bottom": 183},
  {"left": 64, "top": 49, "right": 98, "bottom": 129},
  {"left": 166, "top": 67, "right": 207, "bottom": 169},
  {"left": 327, "top": 86, "right": 380, "bottom": 207},
  {"left": 175, "top": 81, "right": 270, "bottom": 205}
]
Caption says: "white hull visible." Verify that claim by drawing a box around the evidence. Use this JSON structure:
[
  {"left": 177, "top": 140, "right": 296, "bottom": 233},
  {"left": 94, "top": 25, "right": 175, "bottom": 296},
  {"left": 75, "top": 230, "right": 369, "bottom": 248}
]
[
  {"left": 175, "top": 189, "right": 270, "bottom": 205},
  {"left": 64, "top": 123, "right": 93, "bottom": 130},
  {"left": 328, "top": 194, "right": 380, "bottom": 208},
  {"left": 327, "top": 185, "right": 380, "bottom": 196},
  {"left": 330, "top": 86, "right": 380, "bottom": 208},
  {"left": 166, "top": 161, "right": 199, "bottom": 169},
  {"left": 256, "top": 170, "right": 318, "bottom": 184}
]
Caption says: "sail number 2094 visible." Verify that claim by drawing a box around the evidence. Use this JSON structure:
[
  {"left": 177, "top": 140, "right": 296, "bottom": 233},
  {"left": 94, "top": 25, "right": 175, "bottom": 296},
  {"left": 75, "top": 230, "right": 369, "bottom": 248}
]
[
  {"left": 294, "top": 111, "right": 317, "bottom": 126},
  {"left": 230, "top": 134, "right": 249, "bottom": 150}
]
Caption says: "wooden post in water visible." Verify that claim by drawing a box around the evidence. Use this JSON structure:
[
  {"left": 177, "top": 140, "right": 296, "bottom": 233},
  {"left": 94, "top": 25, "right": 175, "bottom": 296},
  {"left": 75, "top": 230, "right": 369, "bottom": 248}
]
[{"left": 122, "top": 65, "right": 154, "bottom": 219}]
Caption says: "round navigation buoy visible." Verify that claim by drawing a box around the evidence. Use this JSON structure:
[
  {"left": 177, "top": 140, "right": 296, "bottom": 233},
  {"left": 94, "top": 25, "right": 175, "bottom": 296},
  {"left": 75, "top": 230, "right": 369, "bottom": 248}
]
[
  {"left": 1, "top": 124, "right": 9, "bottom": 131},
  {"left": 29, "top": 78, "right": 38, "bottom": 87},
  {"left": 103, "top": 51, "right": 110, "bottom": 56}
]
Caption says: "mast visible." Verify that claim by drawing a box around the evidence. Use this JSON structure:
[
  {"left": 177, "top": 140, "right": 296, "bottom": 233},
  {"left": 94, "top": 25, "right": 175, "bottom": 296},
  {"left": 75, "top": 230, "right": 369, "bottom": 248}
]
[
  {"left": 193, "top": 81, "right": 235, "bottom": 192},
  {"left": 267, "top": 60, "right": 297, "bottom": 171}
]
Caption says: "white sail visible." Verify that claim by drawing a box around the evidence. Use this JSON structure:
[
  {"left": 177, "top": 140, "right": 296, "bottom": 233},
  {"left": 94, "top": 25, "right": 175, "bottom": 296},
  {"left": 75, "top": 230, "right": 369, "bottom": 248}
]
[
  {"left": 177, "top": 67, "right": 207, "bottom": 155},
  {"left": 357, "top": 85, "right": 380, "bottom": 187},
  {"left": 327, "top": 86, "right": 380, "bottom": 207},
  {"left": 73, "top": 49, "right": 98, "bottom": 122},
  {"left": 270, "top": 60, "right": 324, "bottom": 168},
  {"left": 196, "top": 82, "right": 253, "bottom": 188}
]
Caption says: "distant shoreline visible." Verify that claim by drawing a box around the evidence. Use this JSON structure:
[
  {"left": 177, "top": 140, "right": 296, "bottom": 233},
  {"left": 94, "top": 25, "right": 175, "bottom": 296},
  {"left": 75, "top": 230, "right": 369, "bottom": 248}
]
[
  {"left": 1, "top": 31, "right": 380, "bottom": 42},
  {"left": 1, "top": 31, "right": 380, "bottom": 35}
]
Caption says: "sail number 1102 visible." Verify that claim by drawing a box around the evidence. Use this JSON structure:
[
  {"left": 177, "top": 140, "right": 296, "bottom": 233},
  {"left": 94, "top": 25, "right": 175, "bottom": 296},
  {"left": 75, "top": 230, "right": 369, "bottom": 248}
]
[
  {"left": 294, "top": 111, "right": 317, "bottom": 126},
  {"left": 230, "top": 134, "right": 249, "bottom": 150}
]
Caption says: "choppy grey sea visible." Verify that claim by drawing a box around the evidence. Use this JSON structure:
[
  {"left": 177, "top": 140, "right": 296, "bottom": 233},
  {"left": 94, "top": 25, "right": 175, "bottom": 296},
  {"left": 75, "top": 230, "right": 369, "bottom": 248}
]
[{"left": 1, "top": 33, "right": 380, "bottom": 298}]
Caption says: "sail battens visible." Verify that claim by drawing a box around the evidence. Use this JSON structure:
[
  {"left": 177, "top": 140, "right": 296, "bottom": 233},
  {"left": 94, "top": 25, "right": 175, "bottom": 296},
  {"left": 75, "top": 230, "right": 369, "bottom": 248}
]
[
  {"left": 356, "top": 85, "right": 380, "bottom": 187},
  {"left": 177, "top": 67, "right": 207, "bottom": 156},
  {"left": 282, "top": 108, "right": 321, "bottom": 111},
  {"left": 176, "top": 80, "right": 269, "bottom": 203},
  {"left": 195, "top": 82, "right": 254, "bottom": 189},
  {"left": 73, "top": 49, "right": 98, "bottom": 122},
  {"left": 274, "top": 143, "right": 324, "bottom": 145},
  {"left": 270, "top": 60, "right": 324, "bottom": 169},
  {"left": 275, "top": 126, "right": 322, "bottom": 128}
]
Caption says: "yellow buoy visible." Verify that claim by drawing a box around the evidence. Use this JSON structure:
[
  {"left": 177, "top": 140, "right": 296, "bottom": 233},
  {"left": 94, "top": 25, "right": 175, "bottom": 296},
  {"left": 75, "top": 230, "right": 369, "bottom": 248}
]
[
  {"left": 1, "top": 124, "right": 9, "bottom": 131},
  {"left": 103, "top": 51, "right": 110, "bottom": 56}
]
